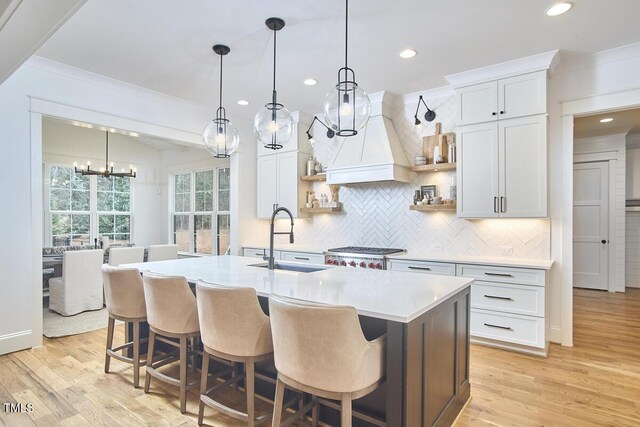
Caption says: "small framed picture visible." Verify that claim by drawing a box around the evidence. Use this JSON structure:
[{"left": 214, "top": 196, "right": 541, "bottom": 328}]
[{"left": 421, "top": 185, "right": 437, "bottom": 200}]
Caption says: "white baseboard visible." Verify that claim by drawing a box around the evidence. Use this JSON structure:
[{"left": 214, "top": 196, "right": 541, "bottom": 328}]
[
  {"left": 0, "top": 330, "right": 33, "bottom": 356},
  {"left": 471, "top": 336, "right": 549, "bottom": 357},
  {"left": 549, "top": 325, "right": 562, "bottom": 344}
]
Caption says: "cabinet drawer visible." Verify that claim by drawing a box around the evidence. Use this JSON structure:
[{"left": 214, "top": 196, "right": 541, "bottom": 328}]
[
  {"left": 280, "top": 251, "right": 325, "bottom": 265},
  {"left": 471, "top": 281, "right": 544, "bottom": 317},
  {"left": 387, "top": 259, "right": 455, "bottom": 276},
  {"left": 471, "top": 309, "right": 545, "bottom": 348},
  {"left": 243, "top": 248, "right": 281, "bottom": 259},
  {"left": 456, "top": 264, "right": 545, "bottom": 286}
]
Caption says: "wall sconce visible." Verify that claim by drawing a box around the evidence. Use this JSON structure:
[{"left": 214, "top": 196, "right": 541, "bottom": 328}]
[
  {"left": 306, "top": 116, "right": 336, "bottom": 145},
  {"left": 414, "top": 95, "right": 436, "bottom": 127}
]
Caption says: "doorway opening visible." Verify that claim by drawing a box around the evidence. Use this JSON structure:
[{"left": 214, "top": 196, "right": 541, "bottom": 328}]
[{"left": 571, "top": 107, "right": 640, "bottom": 344}]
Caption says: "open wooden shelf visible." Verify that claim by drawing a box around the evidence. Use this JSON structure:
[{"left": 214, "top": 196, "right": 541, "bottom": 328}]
[
  {"left": 300, "top": 174, "right": 327, "bottom": 182},
  {"left": 300, "top": 207, "right": 342, "bottom": 214},
  {"left": 410, "top": 163, "right": 456, "bottom": 173},
  {"left": 410, "top": 203, "right": 456, "bottom": 212}
]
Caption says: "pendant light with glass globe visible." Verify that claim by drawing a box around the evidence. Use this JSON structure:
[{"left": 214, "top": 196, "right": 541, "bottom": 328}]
[
  {"left": 203, "top": 44, "right": 240, "bottom": 158},
  {"left": 323, "top": 0, "right": 371, "bottom": 137},
  {"left": 254, "top": 18, "right": 294, "bottom": 150}
]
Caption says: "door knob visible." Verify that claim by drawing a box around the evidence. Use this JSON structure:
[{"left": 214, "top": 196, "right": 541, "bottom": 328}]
[{"left": 601, "top": 240, "right": 607, "bottom": 244}]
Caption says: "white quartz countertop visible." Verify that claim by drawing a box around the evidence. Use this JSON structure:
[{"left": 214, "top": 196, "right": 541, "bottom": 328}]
[
  {"left": 387, "top": 253, "right": 554, "bottom": 270},
  {"left": 124, "top": 255, "right": 473, "bottom": 323}
]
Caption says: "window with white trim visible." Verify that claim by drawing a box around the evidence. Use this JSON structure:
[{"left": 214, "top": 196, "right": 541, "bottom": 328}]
[
  {"left": 171, "top": 168, "right": 229, "bottom": 255},
  {"left": 47, "top": 165, "right": 132, "bottom": 247}
]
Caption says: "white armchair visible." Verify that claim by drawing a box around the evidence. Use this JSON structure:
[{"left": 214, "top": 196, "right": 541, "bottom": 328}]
[
  {"left": 147, "top": 244, "right": 179, "bottom": 262},
  {"left": 49, "top": 249, "right": 104, "bottom": 316},
  {"left": 108, "top": 247, "right": 144, "bottom": 266}
]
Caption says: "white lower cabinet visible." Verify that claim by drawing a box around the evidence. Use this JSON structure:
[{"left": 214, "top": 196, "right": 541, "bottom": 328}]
[
  {"left": 458, "top": 263, "right": 548, "bottom": 356},
  {"left": 470, "top": 309, "right": 545, "bottom": 349},
  {"left": 242, "top": 248, "right": 281, "bottom": 260},
  {"left": 387, "top": 259, "right": 456, "bottom": 276},
  {"left": 280, "top": 251, "right": 325, "bottom": 265}
]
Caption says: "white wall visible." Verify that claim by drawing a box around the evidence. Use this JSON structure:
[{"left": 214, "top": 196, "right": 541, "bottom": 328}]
[
  {"left": 0, "top": 56, "right": 255, "bottom": 355},
  {"left": 549, "top": 42, "right": 640, "bottom": 343},
  {"left": 574, "top": 133, "right": 626, "bottom": 293}
]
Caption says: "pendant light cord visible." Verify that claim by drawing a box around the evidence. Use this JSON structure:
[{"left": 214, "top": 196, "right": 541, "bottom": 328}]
[
  {"left": 219, "top": 54, "right": 223, "bottom": 110},
  {"left": 345, "top": 0, "right": 348, "bottom": 69},
  {"left": 105, "top": 132, "right": 109, "bottom": 170},
  {"left": 272, "top": 28, "right": 277, "bottom": 103}
]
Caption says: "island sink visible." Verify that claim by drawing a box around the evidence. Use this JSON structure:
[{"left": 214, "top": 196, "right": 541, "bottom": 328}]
[{"left": 249, "top": 262, "right": 328, "bottom": 273}]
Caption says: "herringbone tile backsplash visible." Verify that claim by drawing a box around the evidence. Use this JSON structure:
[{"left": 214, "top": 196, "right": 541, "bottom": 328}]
[{"left": 290, "top": 93, "right": 550, "bottom": 259}]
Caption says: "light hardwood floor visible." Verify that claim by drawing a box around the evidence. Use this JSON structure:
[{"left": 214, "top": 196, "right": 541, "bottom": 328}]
[{"left": 1, "top": 288, "right": 639, "bottom": 426}]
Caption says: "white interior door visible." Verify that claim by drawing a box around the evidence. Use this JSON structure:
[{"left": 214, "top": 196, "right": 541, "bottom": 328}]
[{"left": 573, "top": 162, "right": 609, "bottom": 290}]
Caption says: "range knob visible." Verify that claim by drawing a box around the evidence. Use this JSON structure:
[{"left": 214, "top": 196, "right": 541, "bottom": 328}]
[
  {"left": 326, "top": 259, "right": 333, "bottom": 265},
  {"left": 375, "top": 263, "right": 382, "bottom": 270},
  {"left": 359, "top": 261, "right": 366, "bottom": 268},
  {"left": 349, "top": 261, "right": 356, "bottom": 267},
  {"left": 368, "top": 262, "right": 375, "bottom": 269},
  {"left": 340, "top": 260, "right": 347, "bottom": 266}
]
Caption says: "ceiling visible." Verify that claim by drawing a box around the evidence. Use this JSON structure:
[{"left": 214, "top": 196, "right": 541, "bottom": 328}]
[
  {"left": 574, "top": 108, "right": 640, "bottom": 138},
  {"left": 36, "top": 0, "right": 640, "bottom": 125}
]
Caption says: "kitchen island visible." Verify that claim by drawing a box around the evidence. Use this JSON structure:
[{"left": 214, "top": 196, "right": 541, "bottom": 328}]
[{"left": 125, "top": 255, "right": 473, "bottom": 426}]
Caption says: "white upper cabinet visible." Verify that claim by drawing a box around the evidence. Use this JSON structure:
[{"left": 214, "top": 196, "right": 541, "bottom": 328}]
[
  {"left": 499, "top": 115, "right": 547, "bottom": 218},
  {"left": 497, "top": 71, "right": 547, "bottom": 121},
  {"left": 256, "top": 113, "right": 312, "bottom": 219},
  {"left": 456, "top": 71, "right": 548, "bottom": 219},
  {"left": 457, "top": 71, "right": 547, "bottom": 126},
  {"left": 457, "top": 122, "right": 500, "bottom": 218},
  {"left": 257, "top": 155, "right": 278, "bottom": 219},
  {"left": 456, "top": 81, "right": 498, "bottom": 126}
]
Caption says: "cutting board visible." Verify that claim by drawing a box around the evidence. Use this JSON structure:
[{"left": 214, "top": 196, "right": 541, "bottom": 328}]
[{"left": 423, "top": 122, "right": 455, "bottom": 163}]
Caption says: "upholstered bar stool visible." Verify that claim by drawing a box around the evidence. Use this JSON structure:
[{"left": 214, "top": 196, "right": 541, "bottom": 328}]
[
  {"left": 269, "top": 295, "right": 386, "bottom": 427},
  {"left": 147, "top": 244, "right": 179, "bottom": 262},
  {"left": 102, "top": 265, "right": 147, "bottom": 388},
  {"left": 142, "top": 273, "right": 200, "bottom": 413},
  {"left": 195, "top": 281, "right": 274, "bottom": 426}
]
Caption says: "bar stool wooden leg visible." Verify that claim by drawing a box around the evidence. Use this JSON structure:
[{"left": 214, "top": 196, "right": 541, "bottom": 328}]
[
  {"left": 144, "top": 330, "right": 156, "bottom": 393},
  {"left": 246, "top": 359, "right": 255, "bottom": 427},
  {"left": 132, "top": 321, "right": 140, "bottom": 388},
  {"left": 312, "top": 397, "right": 319, "bottom": 427},
  {"left": 341, "top": 394, "right": 352, "bottom": 427},
  {"left": 272, "top": 377, "right": 285, "bottom": 427},
  {"left": 179, "top": 335, "right": 188, "bottom": 413},
  {"left": 104, "top": 316, "right": 115, "bottom": 373},
  {"left": 198, "top": 351, "right": 210, "bottom": 426}
]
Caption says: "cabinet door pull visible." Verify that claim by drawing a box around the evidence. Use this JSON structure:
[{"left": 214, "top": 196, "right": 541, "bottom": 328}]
[
  {"left": 494, "top": 197, "right": 498, "bottom": 213},
  {"left": 499, "top": 110, "right": 505, "bottom": 115},
  {"left": 500, "top": 196, "right": 506, "bottom": 213},
  {"left": 255, "top": 252, "right": 264, "bottom": 256},
  {"left": 484, "top": 294, "right": 513, "bottom": 301},
  {"left": 484, "top": 272, "right": 514, "bottom": 278},
  {"left": 484, "top": 323, "right": 512, "bottom": 331},
  {"left": 491, "top": 112, "right": 497, "bottom": 116},
  {"left": 408, "top": 266, "right": 431, "bottom": 271},
  {"left": 294, "top": 256, "right": 310, "bottom": 261}
]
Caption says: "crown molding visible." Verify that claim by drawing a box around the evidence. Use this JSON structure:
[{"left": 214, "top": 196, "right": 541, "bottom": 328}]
[{"left": 444, "top": 50, "right": 559, "bottom": 88}]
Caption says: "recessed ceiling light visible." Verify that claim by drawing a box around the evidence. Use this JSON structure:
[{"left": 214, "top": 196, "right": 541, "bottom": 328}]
[
  {"left": 303, "top": 78, "right": 318, "bottom": 86},
  {"left": 399, "top": 49, "right": 417, "bottom": 59},
  {"left": 600, "top": 118, "right": 614, "bottom": 123},
  {"left": 545, "top": 2, "right": 572, "bottom": 16},
  {"left": 237, "top": 100, "right": 249, "bottom": 106}
]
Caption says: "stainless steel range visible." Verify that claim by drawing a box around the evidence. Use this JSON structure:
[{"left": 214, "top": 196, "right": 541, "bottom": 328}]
[{"left": 324, "top": 246, "right": 405, "bottom": 270}]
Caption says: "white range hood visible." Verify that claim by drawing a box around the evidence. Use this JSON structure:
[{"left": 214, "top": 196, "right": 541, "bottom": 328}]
[{"left": 326, "top": 91, "right": 411, "bottom": 185}]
